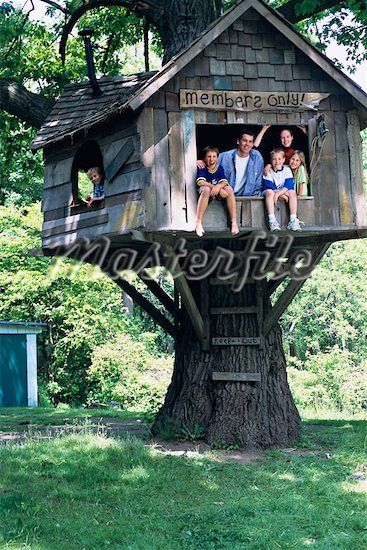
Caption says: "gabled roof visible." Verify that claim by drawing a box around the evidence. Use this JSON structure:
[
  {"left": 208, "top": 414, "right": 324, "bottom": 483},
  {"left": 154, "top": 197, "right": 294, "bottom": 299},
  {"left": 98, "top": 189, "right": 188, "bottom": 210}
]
[
  {"left": 31, "top": 72, "right": 157, "bottom": 150},
  {"left": 32, "top": 0, "right": 367, "bottom": 151},
  {"left": 126, "top": 0, "right": 367, "bottom": 114}
]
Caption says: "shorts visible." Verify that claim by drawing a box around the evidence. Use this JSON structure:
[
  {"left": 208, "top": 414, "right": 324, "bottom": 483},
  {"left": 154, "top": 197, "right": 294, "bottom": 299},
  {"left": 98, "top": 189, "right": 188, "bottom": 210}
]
[{"left": 198, "top": 186, "right": 227, "bottom": 202}]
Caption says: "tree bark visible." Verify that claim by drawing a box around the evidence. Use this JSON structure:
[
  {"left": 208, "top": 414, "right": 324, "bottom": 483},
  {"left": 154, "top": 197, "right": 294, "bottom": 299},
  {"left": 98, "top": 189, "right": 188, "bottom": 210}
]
[
  {"left": 157, "top": 0, "right": 222, "bottom": 63},
  {"left": 153, "top": 278, "right": 301, "bottom": 449},
  {"left": 0, "top": 78, "right": 54, "bottom": 129}
]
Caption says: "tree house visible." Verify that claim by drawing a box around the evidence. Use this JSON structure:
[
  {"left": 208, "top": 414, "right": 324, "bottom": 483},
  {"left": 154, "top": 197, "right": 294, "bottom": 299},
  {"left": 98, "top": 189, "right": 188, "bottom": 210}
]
[
  {"left": 31, "top": 0, "right": 367, "bottom": 447},
  {"left": 32, "top": 0, "right": 367, "bottom": 251}
]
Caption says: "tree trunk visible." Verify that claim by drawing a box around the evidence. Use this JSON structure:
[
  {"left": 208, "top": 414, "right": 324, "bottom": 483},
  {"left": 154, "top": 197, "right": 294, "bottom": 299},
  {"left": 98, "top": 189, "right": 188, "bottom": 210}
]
[
  {"left": 157, "top": 0, "right": 222, "bottom": 64},
  {"left": 153, "top": 278, "right": 301, "bottom": 449}
]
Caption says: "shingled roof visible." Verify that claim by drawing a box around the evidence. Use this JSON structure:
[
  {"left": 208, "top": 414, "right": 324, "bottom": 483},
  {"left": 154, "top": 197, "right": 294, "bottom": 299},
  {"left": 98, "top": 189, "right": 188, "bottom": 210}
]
[{"left": 31, "top": 71, "right": 157, "bottom": 151}]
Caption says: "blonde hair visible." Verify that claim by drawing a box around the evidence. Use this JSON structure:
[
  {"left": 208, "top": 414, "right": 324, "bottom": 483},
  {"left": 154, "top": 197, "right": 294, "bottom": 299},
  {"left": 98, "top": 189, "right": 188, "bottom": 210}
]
[
  {"left": 87, "top": 166, "right": 102, "bottom": 177},
  {"left": 291, "top": 150, "right": 306, "bottom": 166},
  {"left": 270, "top": 148, "right": 285, "bottom": 158}
]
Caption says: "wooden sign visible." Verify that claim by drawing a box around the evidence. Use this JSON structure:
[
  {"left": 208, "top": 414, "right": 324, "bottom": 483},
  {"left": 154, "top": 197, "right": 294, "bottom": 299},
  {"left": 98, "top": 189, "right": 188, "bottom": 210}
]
[
  {"left": 180, "top": 89, "right": 329, "bottom": 112},
  {"left": 212, "top": 337, "right": 260, "bottom": 346},
  {"left": 212, "top": 372, "right": 261, "bottom": 382}
]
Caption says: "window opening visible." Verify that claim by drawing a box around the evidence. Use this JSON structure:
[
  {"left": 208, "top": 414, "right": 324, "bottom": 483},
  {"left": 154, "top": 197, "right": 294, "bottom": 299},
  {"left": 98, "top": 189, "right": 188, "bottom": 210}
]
[
  {"left": 71, "top": 140, "right": 104, "bottom": 209},
  {"left": 196, "top": 124, "right": 310, "bottom": 194}
]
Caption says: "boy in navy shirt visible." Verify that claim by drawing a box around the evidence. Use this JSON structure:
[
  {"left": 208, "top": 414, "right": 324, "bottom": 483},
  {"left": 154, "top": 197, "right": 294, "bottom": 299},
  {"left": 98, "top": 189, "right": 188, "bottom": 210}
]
[
  {"left": 195, "top": 146, "right": 239, "bottom": 237},
  {"left": 262, "top": 148, "right": 301, "bottom": 231}
]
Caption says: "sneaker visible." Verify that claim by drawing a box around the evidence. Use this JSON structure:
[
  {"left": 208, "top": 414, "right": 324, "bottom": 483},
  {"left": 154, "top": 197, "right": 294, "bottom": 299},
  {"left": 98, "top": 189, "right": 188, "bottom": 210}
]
[
  {"left": 269, "top": 219, "right": 281, "bottom": 231},
  {"left": 287, "top": 218, "right": 302, "bottom": 231}
]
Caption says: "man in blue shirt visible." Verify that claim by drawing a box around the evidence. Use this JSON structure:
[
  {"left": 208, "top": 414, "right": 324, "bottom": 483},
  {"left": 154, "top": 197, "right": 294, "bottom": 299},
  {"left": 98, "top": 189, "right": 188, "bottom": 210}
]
[{"left": 219, "top": 128, "right": 264, "bottom": 197}]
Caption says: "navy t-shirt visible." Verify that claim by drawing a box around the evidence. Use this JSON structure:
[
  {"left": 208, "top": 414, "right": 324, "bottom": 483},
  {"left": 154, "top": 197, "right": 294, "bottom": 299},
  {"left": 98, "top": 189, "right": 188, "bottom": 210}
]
[{"left": 196, "top": 164, "right": 228, "bottom": 185}]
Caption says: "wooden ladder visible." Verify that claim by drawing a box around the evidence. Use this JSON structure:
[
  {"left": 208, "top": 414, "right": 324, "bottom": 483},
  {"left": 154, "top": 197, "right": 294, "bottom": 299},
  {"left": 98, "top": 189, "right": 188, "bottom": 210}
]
[{"left": 202, "top": 277, "right": 264, "bottom": 382}]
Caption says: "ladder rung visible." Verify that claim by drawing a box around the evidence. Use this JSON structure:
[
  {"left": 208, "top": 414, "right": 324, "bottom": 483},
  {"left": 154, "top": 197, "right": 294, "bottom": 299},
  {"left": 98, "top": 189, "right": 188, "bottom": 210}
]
[{"left": 210, "top": 306, "right": 258, "bottom": 315}]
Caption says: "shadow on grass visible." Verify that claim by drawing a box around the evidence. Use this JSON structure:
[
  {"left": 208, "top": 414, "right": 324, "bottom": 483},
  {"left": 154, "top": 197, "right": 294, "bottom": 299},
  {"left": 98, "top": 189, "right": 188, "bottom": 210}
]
[{"left": 0, "top": 418, "right": 366, "bottom": 549}]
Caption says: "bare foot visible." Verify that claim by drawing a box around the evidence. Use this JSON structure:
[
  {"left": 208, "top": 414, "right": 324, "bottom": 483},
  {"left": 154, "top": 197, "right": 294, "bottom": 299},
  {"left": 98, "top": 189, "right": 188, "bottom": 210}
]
[
  {"left": 195, "top": 222, "right": 205, "bottom": 237},
  {"left": 231, "top": 221, "right": 239, "bottom": 235}
]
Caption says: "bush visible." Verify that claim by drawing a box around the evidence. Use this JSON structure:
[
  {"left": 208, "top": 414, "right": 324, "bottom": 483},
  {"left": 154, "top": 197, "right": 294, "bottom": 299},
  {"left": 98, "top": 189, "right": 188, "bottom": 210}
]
[
  {"left": 87, "top": 333, "right": 173, "bottom": 413},
  {"left": 288, "top": 348, "right": 367, "bottom": 413}
]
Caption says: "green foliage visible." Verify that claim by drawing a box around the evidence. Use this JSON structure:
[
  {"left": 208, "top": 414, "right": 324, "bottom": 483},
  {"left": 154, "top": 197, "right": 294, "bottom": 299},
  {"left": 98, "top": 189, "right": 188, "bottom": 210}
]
[
  {"left": 281, "top": 238, "right": 367, "bottom": 413},
  {"left": 88, "top": 333, "right": 173, "bottom": 413},
  {"left": 0, "top": 114, "right": 43, "bottom": 205},
  {"left": 0, "top": 202, "right": 173, "bottom": 407},
  {"left": 288, "top": 351, "right": 367, "bottom": 413},
  {"left": 273, "top": 0, "right": 367, "bottom": 69}
]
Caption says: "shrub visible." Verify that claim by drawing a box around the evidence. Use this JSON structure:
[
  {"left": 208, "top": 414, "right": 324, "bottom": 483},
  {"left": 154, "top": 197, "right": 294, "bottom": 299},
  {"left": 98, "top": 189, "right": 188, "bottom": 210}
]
[
  {"left": 87, "top": 333, "right": 173, "bottom": 413},
  {"left": 288, "top": 348, "right": 367, "bottom": 413}
]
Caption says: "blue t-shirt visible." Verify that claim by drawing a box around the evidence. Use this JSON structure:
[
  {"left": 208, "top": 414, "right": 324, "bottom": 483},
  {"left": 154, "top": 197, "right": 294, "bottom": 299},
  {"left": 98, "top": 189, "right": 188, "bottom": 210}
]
[
  {"left": 93, "top": 183, "right": 105, "bottom": 199},
  {"left": 196, "top": 164, "right": 228, "bottom": 186}
]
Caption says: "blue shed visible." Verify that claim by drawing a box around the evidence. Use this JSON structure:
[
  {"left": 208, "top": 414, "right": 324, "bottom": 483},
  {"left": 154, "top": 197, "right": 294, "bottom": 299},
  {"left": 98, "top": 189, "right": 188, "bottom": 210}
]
[{"left": 0, "top": 322, "right": 45, "bottom": 407}]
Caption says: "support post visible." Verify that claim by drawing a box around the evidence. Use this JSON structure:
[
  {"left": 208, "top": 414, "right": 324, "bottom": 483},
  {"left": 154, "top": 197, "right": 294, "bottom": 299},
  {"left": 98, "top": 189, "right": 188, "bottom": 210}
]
[{"left": 175, "top": 274, "right": 205, "bottom": 340}]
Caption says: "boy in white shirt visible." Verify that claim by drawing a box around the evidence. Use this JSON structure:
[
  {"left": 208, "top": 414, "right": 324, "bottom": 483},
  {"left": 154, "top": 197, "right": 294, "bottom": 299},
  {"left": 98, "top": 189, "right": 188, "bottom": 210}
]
[{"left": 262, "top": 148, "right": 301, "bottom": 231}]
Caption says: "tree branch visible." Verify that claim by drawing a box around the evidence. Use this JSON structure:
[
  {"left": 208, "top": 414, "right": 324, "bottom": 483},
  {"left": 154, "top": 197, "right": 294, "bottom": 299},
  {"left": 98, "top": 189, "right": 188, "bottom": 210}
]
[
  {"left": 59, "top": 0, "right": 162, "bottom": 63},
  {"left": 277, "top": 0, "right": 347, "bottom": 23},
  {"left": 0, "top": 78, "right": 55, "bottom": 128},
  {"left": 40, "top": 0, "right": 71, "bottom": 15}
]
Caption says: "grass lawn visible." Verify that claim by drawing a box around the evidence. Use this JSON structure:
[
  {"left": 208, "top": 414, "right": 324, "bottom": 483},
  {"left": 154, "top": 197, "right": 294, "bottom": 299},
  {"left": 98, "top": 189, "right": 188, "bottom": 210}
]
[{"left": 0, "top": 409, "right": 366, "bottom": 549}]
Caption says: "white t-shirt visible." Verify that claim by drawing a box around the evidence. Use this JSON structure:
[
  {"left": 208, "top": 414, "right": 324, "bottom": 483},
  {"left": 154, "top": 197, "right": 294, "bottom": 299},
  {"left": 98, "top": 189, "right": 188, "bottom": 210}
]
[{"left": 234, "top": 154, "right": 249, "bottom": 194}]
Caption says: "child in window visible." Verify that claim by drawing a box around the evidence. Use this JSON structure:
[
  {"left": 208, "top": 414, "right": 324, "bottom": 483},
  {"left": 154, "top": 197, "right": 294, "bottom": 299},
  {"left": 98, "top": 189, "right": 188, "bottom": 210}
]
[
  {"left": 262, "top": 148, "right": 301, "bottom": 231},
  {"left": 85, "top": 166, "right": 105, "bottom": 207},
  {"left": 289, "top": 150, "right": 309, "bottom": 197},
  {"left": 195, "top": 146, "right": 239, "bottom": 237}
]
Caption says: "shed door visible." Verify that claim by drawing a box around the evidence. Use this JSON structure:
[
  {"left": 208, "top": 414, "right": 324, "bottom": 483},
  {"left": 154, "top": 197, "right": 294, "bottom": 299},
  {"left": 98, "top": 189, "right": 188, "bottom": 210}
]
[{"left": 0, "top": 335, "right": 28, "bottom": 407}]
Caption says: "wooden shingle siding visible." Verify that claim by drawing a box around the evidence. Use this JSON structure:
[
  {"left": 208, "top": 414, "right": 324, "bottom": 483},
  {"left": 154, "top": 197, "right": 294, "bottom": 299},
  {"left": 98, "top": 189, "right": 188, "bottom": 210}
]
[
  {"left": 283, "top": 49, "right": 296, "bottom": 64},
  {"left": 238, "top": 33, "right": 252, "bottom": 47},
  {"left": 146, "top": 90, "right": 165, "bottom": 109},
  {"left": 214, "top": 76, "right": 233, "bottom": 90},
  {"left": 217, "top": 44, "right": 231, "bottom": 59}
]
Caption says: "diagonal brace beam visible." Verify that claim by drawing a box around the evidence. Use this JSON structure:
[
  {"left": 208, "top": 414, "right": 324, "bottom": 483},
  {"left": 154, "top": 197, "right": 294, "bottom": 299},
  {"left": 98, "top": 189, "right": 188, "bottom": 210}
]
[
  {"left": 138, "top": 270, "right": 175, "bottom": 316},
  {"left": 112, "top": 275, "right": 175, "bottom": 337}
]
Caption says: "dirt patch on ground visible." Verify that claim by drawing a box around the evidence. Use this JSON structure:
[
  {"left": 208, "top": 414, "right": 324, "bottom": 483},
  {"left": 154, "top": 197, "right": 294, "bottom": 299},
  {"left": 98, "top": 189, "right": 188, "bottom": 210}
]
[
  {"left": 149, "top": 439, "right": 264, "bottom": 464},
  {"left": 0, "top": 417, "right": 150, "bottom": 445}
]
